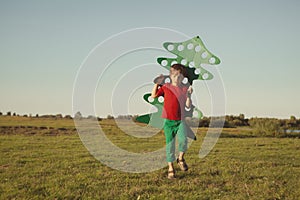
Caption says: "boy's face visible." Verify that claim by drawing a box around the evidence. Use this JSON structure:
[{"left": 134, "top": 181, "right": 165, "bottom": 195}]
[{"left": 170, "top": 67, "right": 184, "bottom": 85}]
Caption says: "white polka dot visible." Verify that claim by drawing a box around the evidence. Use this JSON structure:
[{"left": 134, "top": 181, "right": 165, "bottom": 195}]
[
  {"left": 165, "top": 77, "right": 171, "bottom": 83},
  {"left": 201, "top": 52, "right": 208, "bottom": 58},
  {"left": 193, "top": 111, "right": 198, "bottom": 117},
  {"left": 161, "top": 60, "right": 168, "bottom": 66},
  {"left": 177, "top": 45, "right": 184, "bottom": 51},
  {"left": 171, "top": 61, "right": 177, "bottom": 65},
  {"left": 202, "top": 73, "right": 209, "bottom": 79},
  {"left": 189, "top": 61, "right": 195, "bottom": 68},
  {"left": 181, "top": 59, "right": 187, "bottom": 65},
  {"left": 187, "top": 43, "right": 194, "bottom": 50},
  {"left": 167, "top": 44, "right": 174, "bottom": 51},
  {"left": 158, "top": 96, "right": 164, "bottom": 103},
  {"left": 209, "top": 57, "right": 216, "bottom": 64},
  {"left": 148, "top": 96, "right": 154, "bottom": 103},
  {"left": 195, "top": 45, "right": 201, "bottom": 52},
  {"left": 185, "top": 107, "right": 191, "bottom": 111},
  {"left": 182, "top": 77, "right": 188, "bottom": 84},
  {"left": 194, "top": 68, "right": 201, "bottom": 75}
]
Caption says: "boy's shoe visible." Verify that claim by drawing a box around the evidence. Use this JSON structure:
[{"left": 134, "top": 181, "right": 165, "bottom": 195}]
[
  {"left": 177, "top": 158, "right": 188, "bottom": 171},
  {"left": 167, "top": 170, "right": 176, "bottom": 179}
]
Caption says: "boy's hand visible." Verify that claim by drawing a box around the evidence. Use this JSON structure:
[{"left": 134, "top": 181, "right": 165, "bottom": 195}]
[
  {"left": 187, "top": 86, "right": 193, "bottom": 97},
  {"left": 186, "top": 85, "right": 193, "bottom": 98},
  {"left": 153, "top": 74, "right": 165, "bottom": 86}
]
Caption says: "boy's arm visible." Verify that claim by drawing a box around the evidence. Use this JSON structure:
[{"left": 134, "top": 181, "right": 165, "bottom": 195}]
[
  {"left": 151, "top": 84, "right": 160, "bottom": 98},
  {"left": 186, "top": 96, "right": 192, "bottom": 108},
  {"left": 185, "top": 86, "right": 193, "bottom": 108}
]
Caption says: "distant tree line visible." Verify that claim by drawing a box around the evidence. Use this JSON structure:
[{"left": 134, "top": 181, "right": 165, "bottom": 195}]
[
  {"left": 73, "top": 112, "right": 102, "bottom": 121},
  {"left": 0, "top": 111, "right": 73, "bottom": 119},
  {"left": 185, "top": 114, "right": 248, "bottom": 128},
  {"left": 2, "top": 111, "right": 300, "bottom": 133},
  {"left": 185, "top": 114, "right": 300, "bottom": 128}
]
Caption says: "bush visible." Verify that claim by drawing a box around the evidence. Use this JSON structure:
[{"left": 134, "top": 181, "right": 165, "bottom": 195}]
[
  {"left": 40, "top": 115, "right": 56, "bottom": 118},
  {"left": 210, "top": 117, "right": 226, "bottom": 128},
  {"left": 249, "top": 118, "right": 283, "bottom": 137},
  {"left": 107, "top": 115, "right": 114, "bottom": 119},
  {"left": 198, "top": 117, "right": 210, "bottom": 127},
  {"left": 87, "top": 115, "right": 97, "bottom": 120},
  {"left": 74, "top": 112, "right": 82, "bottom": 120},
  {"left": 64, "top": 115, "right": 73, "bottom": 119},
  {"left": 56, "top": 114, "right": 63, "bottom": 119},
  {"left": 185, "top": 117, "right": 200, "bottom": 127}
]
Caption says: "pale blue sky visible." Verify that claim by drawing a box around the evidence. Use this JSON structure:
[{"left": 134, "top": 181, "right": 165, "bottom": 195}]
[{"left": 1, "top": 0, "right": 300, "bottom": 118}]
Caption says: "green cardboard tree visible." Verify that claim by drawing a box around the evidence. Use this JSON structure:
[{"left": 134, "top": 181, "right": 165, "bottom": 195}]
[{"left": 136, "top": 36, "right": 221, "bottom": 140}]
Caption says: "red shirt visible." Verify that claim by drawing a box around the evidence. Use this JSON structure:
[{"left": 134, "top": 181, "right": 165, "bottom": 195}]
[{"left": 156, "top": 83, "right": 188, "bottom": 120}]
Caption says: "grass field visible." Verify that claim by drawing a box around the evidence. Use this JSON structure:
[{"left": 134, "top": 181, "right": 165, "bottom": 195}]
[{"left": 0, "top": 116, "right": 300, "bottom": 199}]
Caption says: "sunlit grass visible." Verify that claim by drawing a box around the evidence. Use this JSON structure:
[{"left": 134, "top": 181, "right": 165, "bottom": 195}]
[{"left": 0, "top": 117, "right": 300, "bottom": 199}]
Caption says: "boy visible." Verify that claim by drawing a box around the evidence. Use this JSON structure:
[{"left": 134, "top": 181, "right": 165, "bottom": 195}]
[{"left": 151, "top": 64, "right": 192, "bottom": 179}]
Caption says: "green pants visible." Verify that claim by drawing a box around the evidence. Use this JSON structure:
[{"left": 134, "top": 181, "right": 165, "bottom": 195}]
[{"left": 164, "top": 119, "right": 188, "bottom": 162}]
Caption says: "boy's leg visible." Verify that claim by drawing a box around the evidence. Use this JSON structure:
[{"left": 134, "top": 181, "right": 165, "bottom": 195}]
[
  {"left": 178, "top": 152, "right": 185, "bottom": 160},
  {"left": 164, "top": 120, "right": 176, "bottom": 163},
  {"left": 167, "top": 162, "right": 175, "bottom": 179},
  {"left": 176, "top": 121, "right": 189, "bottom": 171},
  {"left": 177, "top": 121, "right": 188, "bottom": 154}
]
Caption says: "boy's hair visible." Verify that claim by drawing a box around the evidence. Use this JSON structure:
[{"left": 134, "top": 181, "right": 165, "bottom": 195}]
[{"left": 170, "top": 64, "right": 187, "bottom": 77}]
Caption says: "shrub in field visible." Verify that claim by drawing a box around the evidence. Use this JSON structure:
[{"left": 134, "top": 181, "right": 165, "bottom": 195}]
[
  {"left": 56, "top": 114, "right": 63, "bottom": 119},
  {"left": 210, "top": 117, "right": 227, "bottom": 128},
  {"left": 40, "top": 115, "right": 56, "bottom": 118},
  {"left": 249, "top": 118, "right": 283, "bottom": 137},
  {"left": 198, "top": 117, "right": 210, "bottom": 127},
  {"left": 287, "top": 115, "right": 298, "bottom": 128},
  {"left": 185, "top": 117, "right": 200, "bottom": 127},
  {"left": 117, "top": 115, "right": 133, "bottom": 120},
  {"left": 74, "top": 112, "right": 82, "bottom": 120},
  {"left": 225, "top": 114, "right": 249, "bottom": 127},
  {"left": 194, "top": 114, "right": 249, "bottom": 128},
  {"left": 64, "top": 115, "right": 73, "bottom": 119},
  {"left": 107, "top": 114, "right": 114, "bottom": 119},
  {"left": 87, "top": 115, "right": 97, "bottom": 120}
]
